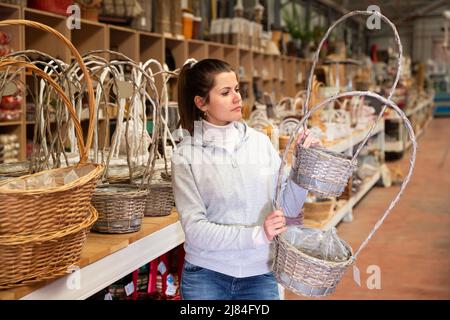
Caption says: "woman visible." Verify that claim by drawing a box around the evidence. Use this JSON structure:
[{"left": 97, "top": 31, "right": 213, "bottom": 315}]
[{"left": 171, "top": 59, "right": 319, "bottom": 300}]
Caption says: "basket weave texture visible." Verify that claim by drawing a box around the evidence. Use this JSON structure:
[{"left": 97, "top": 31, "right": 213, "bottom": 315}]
[
  {"left": 144, "top": 174, "right": 174, "bottom": 217},
  {"left": 0, "top": 19, "right": 103, "bottom": 288},
  {"left": 273, "top": 234, "right": 353, "bottom": 297},
  {"left": 0, "top": 205, "right": 98, "bottom": 289},
  {"left": 291, "top": 146, "right": 356, "bottom": 198},
  {"left": 91, "top": 184, "right": 147, "bottom": 233}
]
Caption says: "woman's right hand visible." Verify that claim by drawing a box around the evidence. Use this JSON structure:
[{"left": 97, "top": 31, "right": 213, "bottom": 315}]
[{"left": 263, "top": 210, "right": 286, "bottom": 241}]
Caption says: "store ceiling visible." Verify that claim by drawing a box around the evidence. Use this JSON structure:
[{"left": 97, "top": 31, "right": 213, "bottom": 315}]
[{"left": 320, "top": 0, "right": 450, "bottom": 24}]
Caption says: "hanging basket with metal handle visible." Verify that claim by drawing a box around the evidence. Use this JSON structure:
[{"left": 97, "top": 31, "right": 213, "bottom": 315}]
[
  {"left": 290, "top": 10, "right": 403, "bottom": 198},
  {"left": 0, "top": 20, "right": 103, "bottom": 288},
  {"left": 272, "top": 10, "right": 411, "bottom": 297},
  {"left": 273, "top": 91, "right": 417, "bottom": 297}
]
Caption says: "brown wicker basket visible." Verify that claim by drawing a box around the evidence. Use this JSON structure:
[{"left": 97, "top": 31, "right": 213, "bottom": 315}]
[
  {"left": 0, "top": 20, "right": 103, "bottom": 287},
  {"left": 0, "top": 204, "right": 98, "bottom": 289},
  {"left": 91, "top": 184, "right": 147, "bottom": 233},
  {"left": 145, "top": 180, "right": 174, "bottom": 217}
]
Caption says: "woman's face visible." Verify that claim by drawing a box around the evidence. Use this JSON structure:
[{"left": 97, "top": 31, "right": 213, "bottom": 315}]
[{"left": 195, "top": 71, "right": 242, "bottom": 126}]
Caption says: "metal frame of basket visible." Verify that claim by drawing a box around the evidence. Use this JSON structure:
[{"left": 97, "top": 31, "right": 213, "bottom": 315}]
[
  {"left": 0, "top": 20, "right": 103, "bottom": 288},
  {"left": 91, "top": 184, "right": 147, "bottom": 233},
  {"left": 285, "top": 10, "right": 403, "bottom": 199},
  {"left": 274, "top": 91, "right": 417, "bottom": 297}
]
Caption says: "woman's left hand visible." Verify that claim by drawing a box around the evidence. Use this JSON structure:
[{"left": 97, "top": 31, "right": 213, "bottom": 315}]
[{"left": 296, "top": 129, "right": 322, "bottom": 148}]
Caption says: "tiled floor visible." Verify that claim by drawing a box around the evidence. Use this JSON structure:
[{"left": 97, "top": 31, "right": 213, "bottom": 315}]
[{"left": 286, "top": 117, "right": 450, "bottom": 300}]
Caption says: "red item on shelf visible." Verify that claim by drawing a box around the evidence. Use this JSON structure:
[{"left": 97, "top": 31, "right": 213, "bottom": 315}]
[
  {"left": 0, "top": 95, "right": 23, "bottom": 110},
  {"left": 27, "top": 0, "right": 74, "bottom": 16}
]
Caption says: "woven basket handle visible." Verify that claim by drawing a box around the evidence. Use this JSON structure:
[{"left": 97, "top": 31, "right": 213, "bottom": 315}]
[
  {"left": 0, "top": 60, "right": 85, "bottom": 159},
  {"left": 0, "top": 20, "right": 95, "bottom": 165},
  {"left": 274, "top": 91, "right": 416, "bottom": 261},
  {"left": 302, "top": 10, "right": 403, "bottom": 155}
]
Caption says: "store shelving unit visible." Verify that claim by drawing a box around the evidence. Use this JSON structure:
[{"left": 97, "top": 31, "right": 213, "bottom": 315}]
[
  {"left": 303, "top": 120, "right": 385, "bottom": 229},
  {"left": 0, "top": 211, "right": 184, "bottom": 300},
  {"left": 0, "top": 2, "right": 312, "bottom": 161},
  {"left": 385, "top": 96, "right": 434, "bottom": 154}
]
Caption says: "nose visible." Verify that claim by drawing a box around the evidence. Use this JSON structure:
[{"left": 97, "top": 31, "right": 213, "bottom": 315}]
[{"left": 233, "top": 90, "right": 241, "bottom": 103}]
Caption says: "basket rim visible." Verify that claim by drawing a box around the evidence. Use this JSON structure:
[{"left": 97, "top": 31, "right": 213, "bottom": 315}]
[
  {"left": 0, "top": 163, "right": 104, "bottom": 195},
  {"left": 296, "top": 145, "right": 354, "bottom": 162},
  {"left": 0, "top": 204, "right": 98, "bottom": 245},
  {"left": 94, "top": 183, "right": 148, "bottom": 197},
  {"left": 276, "top": 229, "right": 355, "bottom": 267}
]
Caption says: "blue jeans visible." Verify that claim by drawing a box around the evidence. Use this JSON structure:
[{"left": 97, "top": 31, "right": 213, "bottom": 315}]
[{"left": 181, "top": 261, "right": 280, "bottom": 300}]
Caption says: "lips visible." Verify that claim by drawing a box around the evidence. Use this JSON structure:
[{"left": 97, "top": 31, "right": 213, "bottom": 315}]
[{"left": 232, "top": 106, "right": 242, "bottom": 112}]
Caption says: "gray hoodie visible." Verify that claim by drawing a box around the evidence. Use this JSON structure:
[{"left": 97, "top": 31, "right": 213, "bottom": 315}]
[{"left": 171, "top": 120, "right": 307, "bottom": 277}]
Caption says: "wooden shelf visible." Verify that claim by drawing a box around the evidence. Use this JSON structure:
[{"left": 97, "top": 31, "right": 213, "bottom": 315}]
[
  {"left": 187, "top": 40, "right": 207, "bottom": 61},
  {"left": 208, "top": 43, "right": 223, "bottom": 60},
  {"left": 0, "top": 210, "right": 183, "bottom": 300},
  {"left": 71, "top": 20, "right": 107, "bottom": 57},
  {"left": 0, "top": 121, "right": 22, "bottom": 127},
  {"left": 108, "top": 25, "right": 138, "bottom": 61},
  {"left": 24, "top": 8, "right": 70, "bottom": 62}
]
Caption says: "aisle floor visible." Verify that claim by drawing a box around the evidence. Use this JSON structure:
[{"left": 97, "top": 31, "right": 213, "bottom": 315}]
[{"left": 286, "top": 117, "right": 450, "bottom": 300}]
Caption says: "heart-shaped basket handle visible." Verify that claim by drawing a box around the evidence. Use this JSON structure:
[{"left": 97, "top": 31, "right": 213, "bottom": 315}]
[
  {"left": 0, "top": 19, "right": 96, "bottom": 165},
  {"left": 275, "top": 90, "right": 416, "bottom": 260}
]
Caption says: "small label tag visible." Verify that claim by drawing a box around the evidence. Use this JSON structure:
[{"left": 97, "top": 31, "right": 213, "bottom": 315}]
[
  {"left": 104, "top": 292, "right": 113, "bottom": 300},
  {"left": 353, "top": 265, "right": 361, "bottom": 287},
  {"left": 124, "top": 281, "right": 135, "bottom": 296},
  {"left": 157, "top": 261, "right": 167, "bottom": 275},
  {"left": 113, "top": 80, "right": 134, "bottom": 99},
  {"left": 165, "top": 284, "right": 177, "bottom": 296},
  {"left": 2, "top": 82, "right": 18, "bottom": 96}
]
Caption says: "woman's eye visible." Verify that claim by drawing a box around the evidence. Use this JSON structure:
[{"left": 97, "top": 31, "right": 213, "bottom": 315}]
[
  {"left": 221, "top": 91, "right": 229, "bottom": 96},
  {"left": 235, "top": 88, "right": 240, "bottom": 93}
]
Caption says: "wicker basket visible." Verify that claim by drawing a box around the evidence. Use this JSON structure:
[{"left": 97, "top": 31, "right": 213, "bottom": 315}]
[
  {"left": 291, "top": 146, "right": 356, "bottom": 198},
  {"left": 91, "top": 184, "right": 147, "bottom": 233},
  {"left": 273, "top": 11, "right": 411, "bottom": 298},
  {"left": 0, "top": 205, "right": 98, "bottom": 289},
  {"left": 274, "top": 91, "right": 417, "bottom": 297},
  {"left": 145, "top": 181, "right": 174, "bottom": 217},
  {"left": 273, "top": 231, "right": 354, "bottom": 297},
  {"left": 0, "top": 161, "right": 30, "bottom": 178},
  {"left": 0, "top": 20, "right": 102, "bottom": 287},
  {"left": 106, "top": 164, "right": 146, "bottom": 184}
]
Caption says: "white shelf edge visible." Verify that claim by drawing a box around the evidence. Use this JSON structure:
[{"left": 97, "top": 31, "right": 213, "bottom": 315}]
[
  {"left": 21, "top": 221, "right": 185, "bottom": 300},
  {"left": 322, "top": 170, "right": 381, "bottom": 230}
]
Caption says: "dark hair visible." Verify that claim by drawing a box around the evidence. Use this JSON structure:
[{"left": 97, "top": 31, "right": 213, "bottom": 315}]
[{"left": 177, "top": 58, "right": 234, "bottom": 135}]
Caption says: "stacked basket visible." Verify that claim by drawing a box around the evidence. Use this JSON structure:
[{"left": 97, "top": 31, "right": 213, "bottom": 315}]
[{"left": 0, "top": 20, "right": 103, "bottom": 288}]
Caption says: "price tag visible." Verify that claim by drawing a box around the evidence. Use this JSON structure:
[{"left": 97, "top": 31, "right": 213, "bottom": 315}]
[
  {"left": 353, "top": 265, "right": 361, "bottom": 287},
  {"left": 104, "top": 292, "right": 113, "bottom": 300},
  {"left": 124, "top": 281, "right": 135, "bottom": 296},
  {"left": 157, "top": 261, "right": 167, "bottom": 275}
]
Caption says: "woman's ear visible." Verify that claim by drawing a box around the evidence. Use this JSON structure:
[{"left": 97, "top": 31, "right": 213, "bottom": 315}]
[{"left": 194, "top": 95, "right": 207, "bottom": 112}]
